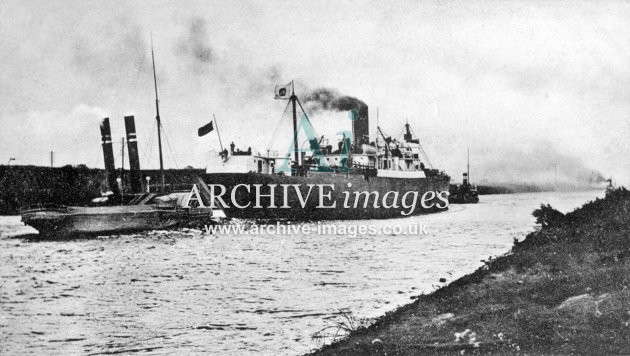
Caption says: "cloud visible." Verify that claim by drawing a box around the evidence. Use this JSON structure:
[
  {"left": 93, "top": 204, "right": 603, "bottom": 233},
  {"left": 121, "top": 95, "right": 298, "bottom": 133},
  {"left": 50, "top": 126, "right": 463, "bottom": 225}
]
[
  {"left": 175, "top": 17, "right": 215, "bottom": 73},
  {"left": 1, "top": 1, "right": 628, "bottom": 184},
  {"left": 476, "top": 140, "right": 606, "bottom": 185},
  {"left": 71, "top": 16, "right": 148, "bottom": 86},
  {"left": 1, "top": 104, "right": 109, "bottom": 167}
]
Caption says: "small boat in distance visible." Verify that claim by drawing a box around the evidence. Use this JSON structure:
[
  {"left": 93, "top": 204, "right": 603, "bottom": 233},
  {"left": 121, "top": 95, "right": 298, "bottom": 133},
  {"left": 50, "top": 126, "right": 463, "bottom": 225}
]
[{"left": 449, "top": 148, "right": 479, "bottom": 204}]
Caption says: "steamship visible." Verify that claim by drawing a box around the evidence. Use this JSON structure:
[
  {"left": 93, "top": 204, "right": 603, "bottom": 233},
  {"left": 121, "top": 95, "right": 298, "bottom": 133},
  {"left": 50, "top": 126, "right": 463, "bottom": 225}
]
[
  {"left": 448, "top": 149, "right": 479, "bottom": 204},
  {"left": 20, "top": 47, "right": 215, "bottom": 236},
  {"left": 200, "top": 84, "right": 450, "bottom": 220},
  {"left": 20, "top": 116, "right": 214, "bottom": 236}
]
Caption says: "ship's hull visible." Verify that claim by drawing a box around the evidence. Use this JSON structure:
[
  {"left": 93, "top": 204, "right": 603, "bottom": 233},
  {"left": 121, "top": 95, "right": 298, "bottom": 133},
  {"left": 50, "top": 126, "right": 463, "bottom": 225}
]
[
  {"left": 448, "top": 185, "right": 480, "bottom": 204},
  {"left": 201, "top": 172, "right": 450, "bottom": 220},
  {"left": 21, "top": 205, "right": 213, "bottom": 237},
  {"left": 448, "top": 195, "right": 480, "bottom": 204}
]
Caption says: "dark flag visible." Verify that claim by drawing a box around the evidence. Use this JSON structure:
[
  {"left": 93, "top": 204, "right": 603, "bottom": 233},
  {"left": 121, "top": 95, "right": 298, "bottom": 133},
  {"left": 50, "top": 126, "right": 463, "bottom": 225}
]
[{"left": 198, "top": 121, "right": 214, "bottom": 137}]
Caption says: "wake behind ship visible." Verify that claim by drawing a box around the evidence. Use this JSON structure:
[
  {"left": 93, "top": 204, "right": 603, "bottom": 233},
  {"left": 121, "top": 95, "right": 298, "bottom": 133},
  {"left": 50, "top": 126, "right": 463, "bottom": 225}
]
[{"left": 200, "top": 83, "right": 450, "bottom": 220}]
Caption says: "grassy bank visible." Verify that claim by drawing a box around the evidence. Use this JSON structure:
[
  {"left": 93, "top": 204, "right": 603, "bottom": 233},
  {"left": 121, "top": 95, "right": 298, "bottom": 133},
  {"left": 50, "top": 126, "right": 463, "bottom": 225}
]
[
  {"left": 0, "top": 165, "right": 204, "bottom": 215},
  {"left": 310, "top": 188, "right": 630, "bottom": 355}
]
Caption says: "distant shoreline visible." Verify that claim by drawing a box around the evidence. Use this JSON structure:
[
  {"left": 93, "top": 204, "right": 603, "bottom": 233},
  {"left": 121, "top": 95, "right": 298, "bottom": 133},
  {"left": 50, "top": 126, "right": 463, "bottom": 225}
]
[
  {"left": 0, "top": 165, "right": 204, "bottom": 215},
  {"left": 476, "top": 183, "right": 602, "bottom": 195},
  {"left": 309, "top": 187, "right": 629, "bottom": 355},
  {"left": 0, "top": 164, "right": 604, "bottom": 215}
]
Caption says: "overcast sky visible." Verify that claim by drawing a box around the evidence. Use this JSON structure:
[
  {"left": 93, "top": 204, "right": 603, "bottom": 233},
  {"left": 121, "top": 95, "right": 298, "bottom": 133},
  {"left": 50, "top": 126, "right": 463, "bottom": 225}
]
[{"left": 1, "top": 0, "right": 628, "bottom": 185}]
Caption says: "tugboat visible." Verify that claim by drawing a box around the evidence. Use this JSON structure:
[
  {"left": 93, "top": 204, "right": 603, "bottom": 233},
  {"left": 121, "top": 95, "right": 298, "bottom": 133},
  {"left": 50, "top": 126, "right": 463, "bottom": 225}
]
[
  {"left": 200, "top": 82, "right": 451, "bottom": 220},
  {"left": 605, "top": 178, "right": 616, "bottom": 197},
  {"left": 448, "top": 149, "right": 479, "bottom": 204},
  {"left": 21, "top": 44, "right": 215, "bottom": 237}
]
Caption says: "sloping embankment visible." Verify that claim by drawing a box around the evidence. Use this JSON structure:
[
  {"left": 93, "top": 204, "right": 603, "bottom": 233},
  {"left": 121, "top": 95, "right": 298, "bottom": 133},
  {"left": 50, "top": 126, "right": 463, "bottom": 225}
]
[{"left": 310, "top": 188, "right": 630, "bottom": 355}]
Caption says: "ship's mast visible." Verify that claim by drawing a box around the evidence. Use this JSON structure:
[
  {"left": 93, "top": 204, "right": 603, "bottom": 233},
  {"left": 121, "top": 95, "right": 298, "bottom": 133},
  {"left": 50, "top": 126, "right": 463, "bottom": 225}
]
[
  {"left": 213, "top": 113, "right": 225, "bottom": 153},
  {"left": 151, "top": 37, "right": 165, "bottom": 191},
  {"left": 376, "top": 107, "right": 379, "bottom": 168},
  {"left": 467, "top": 147, "right": 470, "bottom": 185},
  {"left": 121, "top": 137, "right": 125, "bottom": 185},
  {"left": 378, "top": 126, "right": 390, "bottom": 163},
  {"left": 290, "top": 81, "right": 299, "bottom": 168}
]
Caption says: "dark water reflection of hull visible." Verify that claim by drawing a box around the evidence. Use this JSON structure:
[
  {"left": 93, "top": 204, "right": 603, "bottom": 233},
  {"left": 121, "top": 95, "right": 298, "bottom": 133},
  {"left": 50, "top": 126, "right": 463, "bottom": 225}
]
[{"left": 202, "top": 172, "right": 450, "bottom": 220}]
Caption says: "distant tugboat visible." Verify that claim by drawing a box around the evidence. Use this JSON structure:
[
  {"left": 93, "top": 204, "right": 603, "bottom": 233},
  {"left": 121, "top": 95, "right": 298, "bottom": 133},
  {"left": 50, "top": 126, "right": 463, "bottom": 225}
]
[
  {"left": 605, "top": 178, "right": 615, "bottom": 197},
  {"left": 448, "top": 149, "right": 479, "bottom": 204},
  {"left": 21, "top": 43, "right": 215, "bottom": 237}
]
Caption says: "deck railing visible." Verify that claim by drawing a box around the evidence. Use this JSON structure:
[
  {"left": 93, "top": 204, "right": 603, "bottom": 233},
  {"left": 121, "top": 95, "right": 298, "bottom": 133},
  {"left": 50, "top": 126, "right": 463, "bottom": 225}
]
[{"left": 20, "top": 203, "right": 68, "bottom": 213}]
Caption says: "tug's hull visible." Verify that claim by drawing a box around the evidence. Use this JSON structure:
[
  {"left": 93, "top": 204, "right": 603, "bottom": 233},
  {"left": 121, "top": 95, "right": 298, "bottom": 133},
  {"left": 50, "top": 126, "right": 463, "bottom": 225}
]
[{"left": 21, "top": 205, "right": 213, "bottom": 237}]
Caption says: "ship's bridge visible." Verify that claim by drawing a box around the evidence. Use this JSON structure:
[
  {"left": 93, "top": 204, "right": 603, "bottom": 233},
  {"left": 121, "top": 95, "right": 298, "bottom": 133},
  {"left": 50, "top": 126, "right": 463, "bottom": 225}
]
[{"left": 205, "top": 148, "right": 278, "bottom": 174}]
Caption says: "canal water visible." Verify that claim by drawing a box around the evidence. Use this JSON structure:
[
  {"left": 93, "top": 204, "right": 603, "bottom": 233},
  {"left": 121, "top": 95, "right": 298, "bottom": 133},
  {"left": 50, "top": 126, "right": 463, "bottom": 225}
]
[{"left": 0, "top": 191, "right": 602, "bottom": 355}]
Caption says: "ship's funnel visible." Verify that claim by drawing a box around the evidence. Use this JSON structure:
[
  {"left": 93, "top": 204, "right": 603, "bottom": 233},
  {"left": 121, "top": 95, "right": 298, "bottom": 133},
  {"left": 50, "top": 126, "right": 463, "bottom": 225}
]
[
  {"left": 352, "top": 105, "right": 369, "bottom": 152},
  {"left": 463, "top": 172, "right": 469, "bottom": 186},
  {"left": 124, "top": 115, "right": 143, "bottom": 193},
  {"left": 100, "top": 118, "right": 120, "bottom": 196},
  {"left": 403, "top": 123, "right": 420, "bottom": 144}
]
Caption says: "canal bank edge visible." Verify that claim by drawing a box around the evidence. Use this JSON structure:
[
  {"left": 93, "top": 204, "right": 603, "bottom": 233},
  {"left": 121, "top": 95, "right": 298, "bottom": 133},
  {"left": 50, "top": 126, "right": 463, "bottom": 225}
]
[{"left": 309, "top": 188, "right": 630, "bottom": 355}]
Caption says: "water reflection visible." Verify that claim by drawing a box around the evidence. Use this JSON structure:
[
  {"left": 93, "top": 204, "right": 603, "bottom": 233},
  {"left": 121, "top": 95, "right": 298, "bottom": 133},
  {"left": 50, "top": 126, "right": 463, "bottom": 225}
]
[{"left": 0, "top": 191, "right": 601, "bottom": 355}]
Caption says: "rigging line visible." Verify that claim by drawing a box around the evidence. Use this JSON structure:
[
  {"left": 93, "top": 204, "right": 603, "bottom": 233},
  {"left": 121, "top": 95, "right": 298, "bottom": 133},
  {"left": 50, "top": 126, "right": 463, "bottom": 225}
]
[
  {"left": 397, "top": 127, "right": 405, "bottom": 140},
  {"left": 161, "top": 125, "right": 180, "bottom": 169},
  {"left": 113, "top": 140, "right": 121, "bottom": 167},
  {"left": 158, "top": 118, "right": 180, "bottom": 166},
  {"left": 265, "top": 99, "right": 292, "bottom": 151},
  {"left": 141, "top": 119, "right": 156, "bottom": 162},
  {"left": 408, "top": 124, "right": 433, "bottom": 169},
  {"left": 128, "top": 50, "right": 148, "bottom": 109},
  {"left": 402, "top": 121, "right": 433, "bottom": 169},
  {"left": 417, "top": 142, "right": 433, "bottom": 169},
  {"left": 295, "top": 98, "right": 322, "bottom": 142},
  {"left": 141, "top": 119, "right": 157, "bottom": 165},
  {"left": 94, "top": 142, "right": 103, "bottom": 169}
]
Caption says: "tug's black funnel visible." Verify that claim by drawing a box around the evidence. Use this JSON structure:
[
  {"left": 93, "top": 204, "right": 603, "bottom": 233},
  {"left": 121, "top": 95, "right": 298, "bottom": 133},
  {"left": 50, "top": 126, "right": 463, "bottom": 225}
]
[
  {"left": 99, "top": 118, "right": 120, "bottom": 196},
  {"left": 124, "top": 115, "right": 143, "bottom": 193}
]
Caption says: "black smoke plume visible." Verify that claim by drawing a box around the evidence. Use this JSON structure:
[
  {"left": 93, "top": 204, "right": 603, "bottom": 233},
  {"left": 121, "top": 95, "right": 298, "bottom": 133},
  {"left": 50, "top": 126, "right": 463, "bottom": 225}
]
[{"left": 302, "top": 88, "right": 367, "bottom": 113}]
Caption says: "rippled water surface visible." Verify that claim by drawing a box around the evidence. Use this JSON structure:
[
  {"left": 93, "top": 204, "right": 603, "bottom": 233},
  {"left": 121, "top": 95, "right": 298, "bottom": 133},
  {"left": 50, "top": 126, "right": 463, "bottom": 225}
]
[{"left": 0, "top": 191, "right": 602, "bottom": 355}]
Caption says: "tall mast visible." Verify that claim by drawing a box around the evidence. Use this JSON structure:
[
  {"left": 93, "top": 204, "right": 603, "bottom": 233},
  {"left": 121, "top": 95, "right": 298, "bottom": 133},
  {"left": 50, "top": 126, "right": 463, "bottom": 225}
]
[
  {"left": 213, "top": 113, "right": 225, "bottom": 153},
  {"left": 378, "top": 127, "right": 390, "bottom": 160},
  {"left": 151, "top": 36, "right": 165, "bottom": 191},
  {"left": 376, "top": 107, "right": 379, "bottom": 167},
  {"left": 467, "top": 147, "right": 470, "bottom": 184},
  {"left": 121, "top": 137, "right": 125, "bottom": 183},
  {"left": 290, "top": 81, "right": 299, "bottom": 168}
]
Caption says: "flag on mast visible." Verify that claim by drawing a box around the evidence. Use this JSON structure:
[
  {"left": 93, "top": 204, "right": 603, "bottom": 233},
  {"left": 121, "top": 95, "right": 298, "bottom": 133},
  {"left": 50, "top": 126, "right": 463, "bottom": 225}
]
[
  {"left": 274, "top": 82, "right": 292, "bottom": 99},
  {"left": 198, "top": 121, "right": 214, "bottom": 136}
]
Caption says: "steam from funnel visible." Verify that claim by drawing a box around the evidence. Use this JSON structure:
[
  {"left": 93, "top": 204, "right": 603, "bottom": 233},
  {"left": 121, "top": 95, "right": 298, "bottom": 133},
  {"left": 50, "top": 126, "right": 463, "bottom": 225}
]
[{"left": 476, "top": 140, "right": 608, "bottom": 187}]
